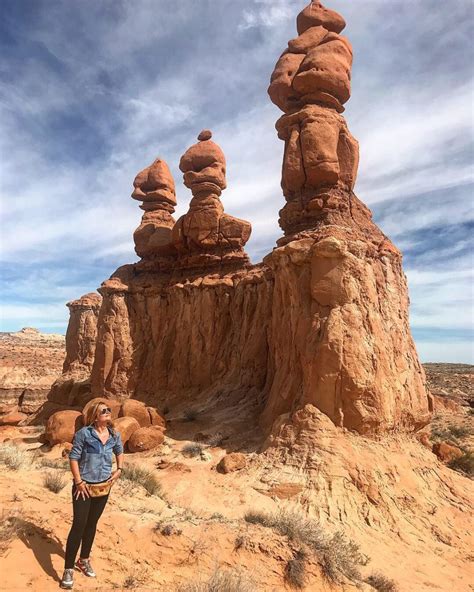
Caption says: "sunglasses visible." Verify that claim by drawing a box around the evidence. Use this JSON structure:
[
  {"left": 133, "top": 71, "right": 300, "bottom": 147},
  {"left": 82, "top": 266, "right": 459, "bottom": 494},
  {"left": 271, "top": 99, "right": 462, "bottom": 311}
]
[{"left": 99, "top": 407, "right": 112, "bottom": 415}]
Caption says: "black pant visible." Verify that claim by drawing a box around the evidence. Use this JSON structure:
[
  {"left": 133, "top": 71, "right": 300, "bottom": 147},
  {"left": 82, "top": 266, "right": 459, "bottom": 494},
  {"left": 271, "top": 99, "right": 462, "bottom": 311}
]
[{"left": 64, "top": 482, "right": 109, "bottom": 569}]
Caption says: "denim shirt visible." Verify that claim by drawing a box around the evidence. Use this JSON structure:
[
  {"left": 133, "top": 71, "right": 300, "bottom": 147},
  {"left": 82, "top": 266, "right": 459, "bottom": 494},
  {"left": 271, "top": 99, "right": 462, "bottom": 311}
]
[{"left": 69, "top": 425, "right": 123, "bottom": 483}]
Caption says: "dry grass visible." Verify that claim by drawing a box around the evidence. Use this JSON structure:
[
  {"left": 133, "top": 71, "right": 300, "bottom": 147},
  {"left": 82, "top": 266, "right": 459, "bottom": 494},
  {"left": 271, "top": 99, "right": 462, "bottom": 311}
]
[
  {"left": 121, "top": 465, "right": 163, "bottom": 497},
  {"left": 0, "top": 444, "right": 31, "bottom": 470},
  {"left": 177, "top": 567, "right": 254, "bottom": 592},
  {"left": 244, "top": 507, "right": 368, "bottom": 584},
  {"left": 39, "top": 458, "right": 69, "bottom": 470},
  {"left": 123, "top": 575, "right": 139, "bottom": 589},
  {"left": 366, "top": 572, "right": 399, "bottom": 592},
  {"left": 43, "top": 471, "right": 68, "bottom": 493},
  {"left": 182, "top": 442, "right": 205, "bottom": 458},
  {"left": 448, "top": 451, "right": 474, "bottom": 477},
  {"left": 234, "top": 534, "right": 247, "bottom": 551},
  {"left": 285, "top": 549, "right": 307, "bottom": 589},
  {"left": 154, "top": 521, "right": 182, "bottom": 536},
  {"left": 0, "top": 509, "right": 24, "bottom": 555}
]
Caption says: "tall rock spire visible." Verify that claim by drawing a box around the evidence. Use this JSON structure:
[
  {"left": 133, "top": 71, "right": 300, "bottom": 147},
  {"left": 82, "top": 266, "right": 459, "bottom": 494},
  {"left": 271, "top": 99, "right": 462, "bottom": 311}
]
[{"left": 268, "top": 1, "right": 359, "bottom": 237}]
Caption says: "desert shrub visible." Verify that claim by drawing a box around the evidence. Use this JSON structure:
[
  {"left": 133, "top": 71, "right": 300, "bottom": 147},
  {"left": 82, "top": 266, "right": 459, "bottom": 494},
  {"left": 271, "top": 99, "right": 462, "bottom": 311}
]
[
  {"left": 447, "top": 425, "right": 473, "bottom": 439},
  {"left": 243, "top": 507, "right": 367, "bottom": 584},
  {"left": 243, "top": 510, "right": 272, "bottom": 527},
  {"left": 39, "top": 458, "right": 69, "bottom": 470},
  {"left": 0, "top": 510, "right": 24, "bottom": 555},
  {"left": 0, "top": 443, "right": 30, "bottom": 470},
  {"left": 121, "top": 465, "right": 163, "bottom": 497},
  {"left": 448, "top": 451, "right": 474, "bottom": 477},
  {"left": 318, "top": 531, "right": 367, "bottom": 583},
  {"left": 123, "top": 575, "right": 139, "bottom": 589},
  {"left": 234, "top": 534, "right": 247, "bottom": 551},
  {"left": 431, "top": 423, "right": 473, "bottom": 441},
  {"left": 177, "top": 567, "right": 254, "bottom": 592},
  {"left": 366, "top": 572, "right": 399, "bottom": 592},
  {"left": 183, "top": 409, "right": 198, "bottom": 422},
  {"left": 182, "top": 442, "right": 204, "bottom": 458},
  {"left": 43, "top": 471, "right": 67, "bottom": 493},
  {"left": 285, "top": 549, "right": 307, "bottom": 589},
  {"left": 154, "top": 521, "right": 182, "bottom": 536}
]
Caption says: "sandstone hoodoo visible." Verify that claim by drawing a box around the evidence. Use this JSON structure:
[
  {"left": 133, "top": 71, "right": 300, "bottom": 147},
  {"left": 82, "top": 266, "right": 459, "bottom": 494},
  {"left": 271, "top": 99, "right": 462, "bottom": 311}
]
[
  {"left": 172, "top": 130, "right": 252, "bottom": 269},
  {"left": 132, "top": 157, "right": 177, "bottom": 270},
  {"left": 63, "top": 292, "right": 102, "bottom": 377},
  {"left": 55, "top": 1, "right": 430, "bottom": 439}
]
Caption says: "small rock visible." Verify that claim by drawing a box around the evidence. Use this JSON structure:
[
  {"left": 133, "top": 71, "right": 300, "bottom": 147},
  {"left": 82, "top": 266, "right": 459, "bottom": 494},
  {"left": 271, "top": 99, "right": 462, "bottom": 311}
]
[
  {"left": 432, "top": 441, "right": 463, "bottom": 463},
  {"left": 0, "top": 411, "right": 28, "bottom": 426},
  {"left": 216, "top": 452, "right": 246, "bottom": 474}
]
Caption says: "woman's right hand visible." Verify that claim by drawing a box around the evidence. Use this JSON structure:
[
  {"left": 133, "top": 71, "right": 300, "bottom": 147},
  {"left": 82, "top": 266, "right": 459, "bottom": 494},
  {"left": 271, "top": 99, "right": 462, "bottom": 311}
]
[{"left": 74, "top": 481, "right": 90, "bottom": 500}]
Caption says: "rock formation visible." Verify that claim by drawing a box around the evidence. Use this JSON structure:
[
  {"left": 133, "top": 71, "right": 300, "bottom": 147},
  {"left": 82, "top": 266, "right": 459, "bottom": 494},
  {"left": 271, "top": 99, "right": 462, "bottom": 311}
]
[
  {"left": 172, "top": 130, "right": 252, "bottom": 269},
  {"left": 63, "top": 293, "right": 102, "bottom": 376},
  {"left": 268, "top": 0, "right": 358, "bottom": 237},
  {"left": 53, "top": 1, "right": 431, "bottom": 437},
  {"left": 132, "top": 158, "right": 177, "bottom": 270}
]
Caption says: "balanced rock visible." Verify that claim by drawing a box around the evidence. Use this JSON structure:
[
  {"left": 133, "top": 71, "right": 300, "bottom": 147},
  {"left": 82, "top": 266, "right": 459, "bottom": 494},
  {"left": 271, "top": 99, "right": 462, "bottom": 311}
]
[
  {"left": 268, "top": 1, "right": 358, "bottom": 236},
  {"left": 45, "top": 410, "right": 83, "bottom": 445},
  {"left": 113, "top": 417, "right": 140, "bottom": 448},
  {"left": 132, "top": 158, "right": 177, "bottom": 268},
  {"left": 128, "top": 426, "right": 165, "bottom": 453},
  {"left": 172, "top": 131, "right": 252, "bottom": 269}
]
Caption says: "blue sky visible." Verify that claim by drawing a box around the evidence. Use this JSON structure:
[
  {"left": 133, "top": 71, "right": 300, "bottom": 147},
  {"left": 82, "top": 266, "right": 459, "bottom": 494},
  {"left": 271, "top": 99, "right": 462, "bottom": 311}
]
[{"left": 0, "top": 0, "right": 473, "bottom": 363}]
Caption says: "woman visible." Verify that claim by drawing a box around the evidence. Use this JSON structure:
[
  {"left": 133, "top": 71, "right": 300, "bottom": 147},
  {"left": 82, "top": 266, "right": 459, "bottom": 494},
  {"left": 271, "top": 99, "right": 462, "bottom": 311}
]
[{"left": 60, "top": 401, "right": 124, "bottom": 590}]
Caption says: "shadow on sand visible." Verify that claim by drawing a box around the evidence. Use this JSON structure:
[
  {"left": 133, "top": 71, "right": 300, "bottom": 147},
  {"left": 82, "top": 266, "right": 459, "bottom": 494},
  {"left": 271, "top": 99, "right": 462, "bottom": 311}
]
[{"left": 17, "top": 519, "right": 64, "bottom": 584}]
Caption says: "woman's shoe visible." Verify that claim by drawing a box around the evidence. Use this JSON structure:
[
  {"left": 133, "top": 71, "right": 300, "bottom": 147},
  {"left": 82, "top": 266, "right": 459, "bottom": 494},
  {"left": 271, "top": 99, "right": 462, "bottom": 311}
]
[
  {"left": 75, "top": 558, "right": 96, "bottom": 577},
  {"left": 60, "top": 568, "right": 74, "bottom": 589}
]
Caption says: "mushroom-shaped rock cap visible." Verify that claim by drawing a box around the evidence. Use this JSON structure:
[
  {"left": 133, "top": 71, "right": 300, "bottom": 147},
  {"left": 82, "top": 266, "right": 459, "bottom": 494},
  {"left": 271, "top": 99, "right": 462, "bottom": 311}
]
[
  {"left": 297, "top": 1, "right": 346, "bottom": 35},
  {"left": 179, "top": 131, "right": 226, "bottom": 176},
  {"left": 66, "top": 292, "right": 102, "bottom": 310},
  {"left": 131, "top": 158, "right": 176, "bottom": 206}
]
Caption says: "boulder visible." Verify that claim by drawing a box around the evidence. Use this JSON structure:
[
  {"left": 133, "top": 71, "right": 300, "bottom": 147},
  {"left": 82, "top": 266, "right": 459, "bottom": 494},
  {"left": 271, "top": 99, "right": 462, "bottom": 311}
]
[
  {"left": 128, "top": 426, "right": 165, "bottom": 453},
  {"left": 120, "top": 399, "right": 151, "bottom": 427},
  {"left": 45, "top": 410, "right": 83, "bottom": 445},
  {"left": 114, "top": 416, "right": 140, "bottom": 448},
  {"left": 147, "top": 406, "right": 166, "bottom": 428},
  {"left": 432, "top": 441, "right": 464, "bottom": 463},
  {"left": 0, "top": 411, "right": 28, "bottom": 426},
  {"left": 216, "top": 452, "right": 247, "bottom": 474}
]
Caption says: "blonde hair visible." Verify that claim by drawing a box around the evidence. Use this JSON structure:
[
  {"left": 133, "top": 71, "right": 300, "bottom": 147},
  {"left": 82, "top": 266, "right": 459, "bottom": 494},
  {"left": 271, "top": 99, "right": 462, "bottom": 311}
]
[{"left": 84, "top": 400, "right": 115, "bottom": 433}]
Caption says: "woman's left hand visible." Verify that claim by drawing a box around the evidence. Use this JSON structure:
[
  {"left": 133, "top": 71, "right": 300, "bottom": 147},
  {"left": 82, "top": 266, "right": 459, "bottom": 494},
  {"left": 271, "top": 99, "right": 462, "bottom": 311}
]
[{"left": 108, "top": 470, "right": 121, "bottom": 484}]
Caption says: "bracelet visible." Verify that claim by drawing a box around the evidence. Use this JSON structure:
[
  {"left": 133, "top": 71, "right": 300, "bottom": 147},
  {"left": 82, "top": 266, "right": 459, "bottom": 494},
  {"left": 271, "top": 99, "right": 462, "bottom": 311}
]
[{"left": 75, "top": 480, "right": 84, "bottom": 486}]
